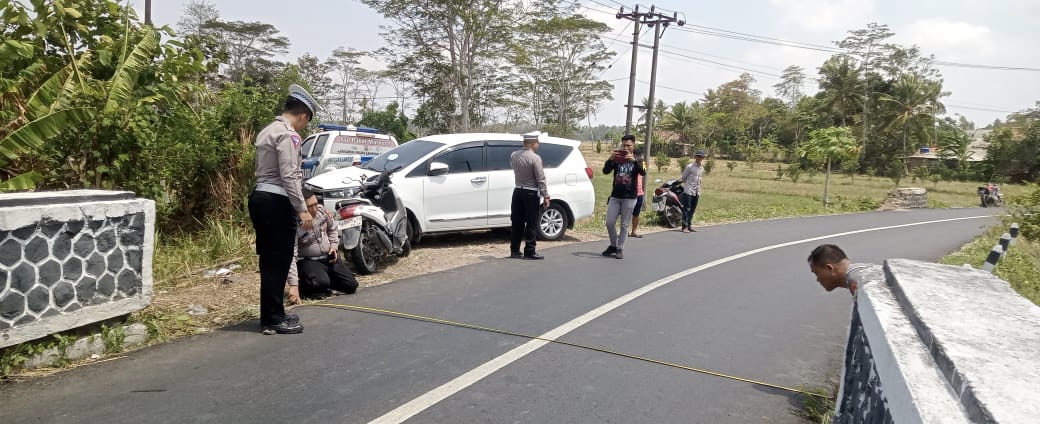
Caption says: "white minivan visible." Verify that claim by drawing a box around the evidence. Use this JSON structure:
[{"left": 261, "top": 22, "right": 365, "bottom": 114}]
[
  {"left": 299, "top": 124, "right": 398, "bottom": 179},
  {"left": 304, "top": 133, "right": 596, "bottom": 241}
]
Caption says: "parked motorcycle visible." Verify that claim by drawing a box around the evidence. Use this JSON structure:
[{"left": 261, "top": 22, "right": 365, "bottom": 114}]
[
  {"left": 336, "top": 153, "right": 411, "bottom": 274},
  {"left": 651, "top": 178, "right": 684, "bottom": 228},
  {"left": 978, "top": 184, "right": 1004, "bottom": 208}
]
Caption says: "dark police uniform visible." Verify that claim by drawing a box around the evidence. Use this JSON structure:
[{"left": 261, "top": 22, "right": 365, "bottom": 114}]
[
  {"left": 509, "top": 131, "right": 548, "bottom": 259},
  {"left": 248, "top": 84, "right": 317, "bottom": 331}
]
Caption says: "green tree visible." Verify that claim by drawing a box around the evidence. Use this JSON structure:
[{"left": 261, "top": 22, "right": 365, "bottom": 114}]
[
  {"left": 816, "top": 55, "right": 863, "bottom": 127},
  {"left": 800, "top": 127, "right": 860, "bottom": 206},
  {"left": 509, "top": 12, "right": 614, "bottom": 137},
  {"left": 358, "top": 101, "right": 415, "bottom": 142},
  {"left": 660, "top": 101, "right": 700, "bottom": 145},
  {"left": 200, "top": 19, "right": 290, "bottom": 84},
  {"left": 773, "top": 65, "right": 806, "bottom": 107},
  {"left": 362, "top": 0, "right": 520, "bottom": 132},
  {"left": 879, "top": 73, "right": 945, "bottom": 175}
]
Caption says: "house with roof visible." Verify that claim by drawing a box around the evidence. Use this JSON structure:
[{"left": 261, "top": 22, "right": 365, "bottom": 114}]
[{"left": 908, "top": 129, "right": 991, "bottom": 169}]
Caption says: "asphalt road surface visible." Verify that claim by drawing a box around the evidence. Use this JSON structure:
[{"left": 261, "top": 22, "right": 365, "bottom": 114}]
[{"left": 0, "top": 208, "right": 998, "bottom": 424}]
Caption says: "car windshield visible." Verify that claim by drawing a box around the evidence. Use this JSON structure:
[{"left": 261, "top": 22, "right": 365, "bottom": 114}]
[{"left": 361, "top": 140, "right": 444, "bottom": 171}]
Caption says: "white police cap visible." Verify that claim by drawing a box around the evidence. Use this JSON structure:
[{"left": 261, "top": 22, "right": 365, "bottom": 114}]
[
  {"left": 288, "top": 84, "right": 319, "bottom": 115},
  {"left": 522, "top": 131, "right": 541, "bottom": 141}
]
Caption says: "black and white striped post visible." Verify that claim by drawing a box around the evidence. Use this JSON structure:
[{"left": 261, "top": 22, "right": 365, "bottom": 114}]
[
  {"left": 1010, "top": 223, "right": 1019, "bottom": 246},
  {"left": 982, "top": 245, "right": 1003, "bottom": 273},
  {"left": 999, "top": 233, "right": 1013, "bottom": 259}
]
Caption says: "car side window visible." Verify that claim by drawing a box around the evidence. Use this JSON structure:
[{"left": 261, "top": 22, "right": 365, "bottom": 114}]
[
  {"left": 435, "top": 146, "right": 485, "bottom": 174},
  {"left": 538, "top": 143, "right": 573, "bottom": 168},
  {"left": 300, "top": 136, "right": 317, "bottom": 158},
  {"left": 486, "top": 141, "right": 523, "bottom": 171},
  {"left": 311, "top": 134, "right": 330, "bottom": 158}
]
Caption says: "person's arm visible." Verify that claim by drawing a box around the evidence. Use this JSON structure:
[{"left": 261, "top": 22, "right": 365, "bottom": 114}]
[
  {"left": 602, "top": 157, "right": 615, "bottom": 174},
  {"left": 324, "top": 207, "right": 339, "bottom": 256},
  {"left": 681, "top": 164, "right": 691, "bottom": 183},
  {"left": 276, "top": 131, "right": 312, "bottom": 230},
  {"left": 533, "top": 158, "right": 549, "bottom": 201}
]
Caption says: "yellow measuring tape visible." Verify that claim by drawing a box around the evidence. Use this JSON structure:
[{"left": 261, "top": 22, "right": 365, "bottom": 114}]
[{"left": 309, "top": 303, "right": 828, "bottom": 398}]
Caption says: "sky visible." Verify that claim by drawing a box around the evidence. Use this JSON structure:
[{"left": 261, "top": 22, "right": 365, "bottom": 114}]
[{"left": 133, "top": 0, "right": 1040, "bottom": 128}]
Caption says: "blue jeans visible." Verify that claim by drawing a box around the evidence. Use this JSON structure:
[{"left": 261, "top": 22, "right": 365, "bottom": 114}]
[{"left": 680, "top": 193, "right": 699, "bottom": 228}]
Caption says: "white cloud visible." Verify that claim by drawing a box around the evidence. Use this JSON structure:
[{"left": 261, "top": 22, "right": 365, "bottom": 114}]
[
  {"left": 902, "top": 18, "right": 995, "bottom": 60},
  {"left": 770, "top": 0, "right": 876, "bottom": 32}
]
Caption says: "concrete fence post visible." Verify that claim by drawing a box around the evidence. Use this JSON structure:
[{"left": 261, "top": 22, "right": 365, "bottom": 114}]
[
  {"left": 981, "top": 245, "right": 1003, "bottom": 273},
  {"left": 999, "top": 233, "right": 1012, "bottom": 259},
  {"left": 1009, "top": 223, "right": 1019, "bottom": 245}
]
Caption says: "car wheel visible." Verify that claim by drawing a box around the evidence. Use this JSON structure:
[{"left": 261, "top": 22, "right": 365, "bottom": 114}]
[
  {"left": 538, "top": 203, "right": 567, "bottom": 241},
  {"left": 351, "top": 221, "right": 380, "bottom": 275}
]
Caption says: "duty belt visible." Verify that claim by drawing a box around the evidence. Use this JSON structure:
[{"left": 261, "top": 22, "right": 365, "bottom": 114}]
[
  {"left": 255, "top": 183, "right": 288, "bottom": 196},
  {"left": 515, "top": 186, "right": 540, "bottom": 192},
  {"left": 300, "top": 254, "right": 328, "bottom": 261}
]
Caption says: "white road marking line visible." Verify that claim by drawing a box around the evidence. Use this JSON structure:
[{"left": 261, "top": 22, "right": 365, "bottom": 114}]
[{"left": 367, "top": 215, "right": 994, "bottom": 424}]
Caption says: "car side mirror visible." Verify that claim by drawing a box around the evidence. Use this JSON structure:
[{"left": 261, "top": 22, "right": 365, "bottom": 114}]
[{"left": 428, "top": 162, "right": 449, "bottom": 176}]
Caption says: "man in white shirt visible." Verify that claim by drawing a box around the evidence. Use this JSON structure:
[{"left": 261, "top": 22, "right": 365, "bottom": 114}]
[{"left": 679, "top": 150, "right": 706, "bottom": 233}]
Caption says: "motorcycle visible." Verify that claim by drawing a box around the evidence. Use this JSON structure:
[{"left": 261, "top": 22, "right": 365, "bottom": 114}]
[
  {"left": 651, "top": 178, "right": 684, "bottom": 228},
  {"left": 335, "top": 153, "right": 411, "bottom": 274},
  {"left": 978, "top": 184, "right": 1004, "bottom": 208}
]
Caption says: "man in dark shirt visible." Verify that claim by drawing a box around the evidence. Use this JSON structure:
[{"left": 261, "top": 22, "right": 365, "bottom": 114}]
[{"left": 601, "top": 134, "right": 646, "bottom": 260}]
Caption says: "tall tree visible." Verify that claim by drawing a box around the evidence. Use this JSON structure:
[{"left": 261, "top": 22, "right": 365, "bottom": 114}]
[
  {"left": 816, "top": 55, "right": 863, "bottom": 127},
  {"left": 200, "top": 19, "right": 290, "bottom": 83},
  {"left": 660, "top": 102, "right": 701, "bottom": 145},
  {"left": 175, "top": 0, "right": 219, "bottom": 38},
  {"left": 509, "top": 13, "right": 614, "bottom": 137},
  {"left": 361, "top": 0, "right": 522, "bottom": 132},
  {"left": 774, "top": 65, "right": 807, "bottom": 107},
  {"left": 296, "top": 53, "right": 336, "bottom": 123},
  {"left": 800, "top": 127, "right": 859, "bottom": 206},
  {"left": 879, "top": 73, "right": 945, "bottom": 174}
]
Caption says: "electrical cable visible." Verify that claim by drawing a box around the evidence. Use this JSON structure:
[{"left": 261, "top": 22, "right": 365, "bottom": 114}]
[{"left": 307, "top": 302, "right": 829, "bottom": 399}]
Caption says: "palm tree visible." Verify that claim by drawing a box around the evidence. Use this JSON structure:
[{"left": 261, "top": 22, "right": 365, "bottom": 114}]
[
  {"left": 817, "top": 55, "right": 864, "bottom": 127},
  {"left": 879, "top": 73, "right": 945, "bottom": 174},
  {"left": 660, "top": 101, "right": 699, "bottom": 145},
  {"left": 800, "top": 127, "right": 860, "bottom": 206}
]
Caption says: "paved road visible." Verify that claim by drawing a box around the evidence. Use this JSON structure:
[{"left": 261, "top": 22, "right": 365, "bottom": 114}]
[{"left": 0, "top": 208, "right": 997, "bottom": 424}]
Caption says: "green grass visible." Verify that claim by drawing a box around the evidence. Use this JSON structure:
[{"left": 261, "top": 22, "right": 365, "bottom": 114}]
[
  {"left": 152, "top": 219, "right": 258, "bottom": 289},
  {"left": 577, "top": 146, "right": 1026, "bottom": 233},
  {"left": 940, "top": 224, "right": 1040, "bottom": 305}
]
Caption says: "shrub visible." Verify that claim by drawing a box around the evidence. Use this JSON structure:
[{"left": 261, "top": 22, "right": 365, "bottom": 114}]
[
  {"left": 654, "top": 150, "right": 670, "bottom": 172},
  {"left": 677, "top": 156, "right": 691, "bottom": 170},
  {"left": 786, "top": 163, "right": 803, "bottom": 182}
]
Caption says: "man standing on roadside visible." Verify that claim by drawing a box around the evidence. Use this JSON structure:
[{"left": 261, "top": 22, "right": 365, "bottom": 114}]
[
  {"left": 680, "top": 150, "right": 706, "bottom": 233},
  {"left": 602, "top": 134, "right": 646, "bottom": 260},
  {"left": 509, "top": 131, "right": 550, "bottom": 260},
  {"left": 249, "top": 84, "right": 317, "bottom": 335}
]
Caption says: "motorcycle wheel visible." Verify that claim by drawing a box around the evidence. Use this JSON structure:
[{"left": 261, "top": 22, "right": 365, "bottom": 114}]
[
  {"left": 351, "top": 221, "right": 381, "bottom": 275},
  {"left": 663, "top": 206, "right": 682, "bottom": 228}
]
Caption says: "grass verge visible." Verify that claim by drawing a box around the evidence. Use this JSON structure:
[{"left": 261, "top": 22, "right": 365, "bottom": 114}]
[{"left": 939, "top": 223, "right": 1040, "bottom": 305}]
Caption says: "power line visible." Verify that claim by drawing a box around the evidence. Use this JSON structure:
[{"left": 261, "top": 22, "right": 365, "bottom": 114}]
[
  {"left": 945, "top": 103, "right": 1019, "bottom": 113},
  {"left": 636, "top": 79, "right": 706, "bottom": 96}
]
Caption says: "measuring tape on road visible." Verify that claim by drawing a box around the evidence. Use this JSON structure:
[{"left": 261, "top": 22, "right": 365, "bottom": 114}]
[{"left": 307, "top": 303, "right": 829, "bottom": 399}]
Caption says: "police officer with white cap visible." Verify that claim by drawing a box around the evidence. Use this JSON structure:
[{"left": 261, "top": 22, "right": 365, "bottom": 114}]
[
  {"left": 509, "top": 131, "right": 549, "bottom": 260},
  {"left": 249, "top": 84, "right": 318, "bottom": 334}
]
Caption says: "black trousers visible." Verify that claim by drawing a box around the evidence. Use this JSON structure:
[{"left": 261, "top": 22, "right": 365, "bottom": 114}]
[
  {"left": 297, "top": 257, "right": 359, "bottom": 298},
  {"left": 248, "top": 190, "right": 297, "bottom": 326},
  {"left": 510, "top": 188, "right": 540, "bottom": 255}
]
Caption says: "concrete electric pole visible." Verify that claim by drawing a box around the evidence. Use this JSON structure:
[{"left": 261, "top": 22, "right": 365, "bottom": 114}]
[{"left": 616, "top": 5, "right": 684, "bottom": 173}]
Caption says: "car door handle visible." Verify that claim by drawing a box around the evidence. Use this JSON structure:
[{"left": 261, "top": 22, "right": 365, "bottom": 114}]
[{"left": 471, "top": 177, "right": 487, "bottom": 184}]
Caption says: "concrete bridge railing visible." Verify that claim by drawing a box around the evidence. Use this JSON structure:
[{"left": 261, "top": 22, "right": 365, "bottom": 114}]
[
  {"left": 837, "top": 259, "right": 1040, "bottom": 423},
  {"left": 0, "top": 190, "right": 155, "bottom": 349}
]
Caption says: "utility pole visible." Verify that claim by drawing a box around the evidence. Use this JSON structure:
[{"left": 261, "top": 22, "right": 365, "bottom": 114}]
[
  {"left": 618, "top": 6, "right": 641, "bottom": 136},
  {"left": 145, "top": 0, "right": 152, "bottom": 26},
  {"left": 616, "top": 6, "right": 684, "bottom": 166}
]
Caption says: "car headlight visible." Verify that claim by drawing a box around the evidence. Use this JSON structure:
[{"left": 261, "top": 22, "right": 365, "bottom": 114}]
[{"left": 323, "top": 187, "right": 360, "bottom": 199}]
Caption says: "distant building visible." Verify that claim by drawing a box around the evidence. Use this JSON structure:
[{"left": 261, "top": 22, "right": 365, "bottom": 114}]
[{"left": 908, "top": 129, "right": 990, "bottom": 169}]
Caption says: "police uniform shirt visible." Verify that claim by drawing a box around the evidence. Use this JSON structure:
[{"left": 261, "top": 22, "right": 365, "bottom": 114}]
[
  {"left": 510, "top": 149, "right": 548, "bottom": 198},
  {"left": 286, "top": 205, "right": 340, "bottom": 286},
  {"left": 254, "top": 116, "right": 307, "bottom": 212}
]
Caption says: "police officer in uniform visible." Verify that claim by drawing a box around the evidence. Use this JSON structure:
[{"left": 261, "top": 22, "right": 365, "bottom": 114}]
[
  {"left": 509, "top": 131, "right": 549, "bottom": 260},
  {"left": 249, "top": 84, "right": 318, "bottom": 334}
]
